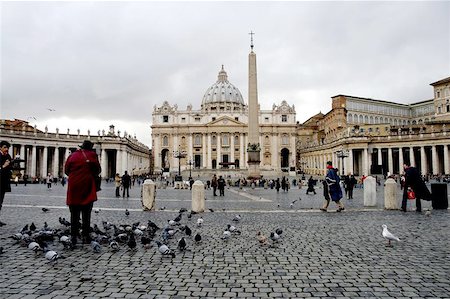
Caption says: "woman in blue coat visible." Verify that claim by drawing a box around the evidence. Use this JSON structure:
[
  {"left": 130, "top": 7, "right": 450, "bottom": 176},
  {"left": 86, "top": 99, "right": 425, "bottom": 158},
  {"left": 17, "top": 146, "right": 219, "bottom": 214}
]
[{"left": 320, "top": 161, "right": 345, "bottom": 212}]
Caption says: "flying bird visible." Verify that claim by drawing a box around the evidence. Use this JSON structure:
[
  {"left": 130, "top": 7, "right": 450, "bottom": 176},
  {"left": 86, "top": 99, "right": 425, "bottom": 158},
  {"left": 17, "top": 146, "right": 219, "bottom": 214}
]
[
  {"left": 47, "top": 108, "right": 56, "bottom": 111},
  {"left": 382, "top": 224, "right": 400, "bottom": 247}
]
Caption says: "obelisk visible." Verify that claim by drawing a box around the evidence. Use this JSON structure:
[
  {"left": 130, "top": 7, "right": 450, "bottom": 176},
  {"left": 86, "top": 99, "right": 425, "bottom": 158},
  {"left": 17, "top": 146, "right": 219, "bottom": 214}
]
[{"left": 247, "top": 31, "right": 261, "bottom": 179}]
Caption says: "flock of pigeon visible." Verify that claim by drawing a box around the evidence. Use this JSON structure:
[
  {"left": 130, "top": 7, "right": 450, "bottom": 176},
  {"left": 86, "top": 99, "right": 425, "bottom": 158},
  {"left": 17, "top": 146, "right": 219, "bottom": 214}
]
[
  {"left": 4, "top": 204, "right": 408, "bottom": 264},
  {"left": 5, "top": 207, "right": 290, "bottom": 265}
]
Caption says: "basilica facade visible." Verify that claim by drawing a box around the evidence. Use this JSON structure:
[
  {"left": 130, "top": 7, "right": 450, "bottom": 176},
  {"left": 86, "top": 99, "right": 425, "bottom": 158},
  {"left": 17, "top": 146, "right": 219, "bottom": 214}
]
[
  {"left": 151, "top": 66, "right": 297, "bottom": 177},
  {"left": 298, "top": 76, "right": 450, "bottom": 177}
]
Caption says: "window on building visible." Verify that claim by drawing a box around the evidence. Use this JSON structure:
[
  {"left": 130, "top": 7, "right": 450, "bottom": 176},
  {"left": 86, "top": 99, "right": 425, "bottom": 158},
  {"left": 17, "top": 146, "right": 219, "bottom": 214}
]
[
  {"left": 265, "top": 136, "right": 270, "bottom": 144},
  {"left": 212, "top": 135, "right": 217, "bottom": 146},
  {"left": 437, "top": 91, "right": 440, "bottom": 98},
  {"left": 181, "top": 117, "right": 186, "bottom": 123},
  {"left": 181, "top": 136, "right": 186, "bottom": 146},
  {"left": 281, "top": 135, "right": 289, "bottom": 145},
  {"left": 447, "top": 105, "right": 450, "bottom": 113},
  {"left": 281, "top": 115, "right": 287, "bottom": 122},
  {"left": 212, "top": 117, "right": 216, "bottom": 121},
  {"left": 163, "top": 136, "right": 169, "bottom": 146},
  {"left": 194, "top": 135, "right": 201, "bottom": 146},
  {"left": 222, "top": 134, "right": 229, "bottom": 146},
  {"left": 235, "top": 117, "right": 239, "bottom": 121},
  {"left": 438, "top": 107, "right": 442, "bottom": 114},
  {"left": 234, "top": 135, "right": 239, "bottom": 145},
  {"left": 195, "top": 117, "right": 201, "bottom": 122},
  {"left": 163, "top": 115, "right": 169, "bottom": 123},
  {"left": 265, "top": 117, "right": 269, "bottom": 122}
]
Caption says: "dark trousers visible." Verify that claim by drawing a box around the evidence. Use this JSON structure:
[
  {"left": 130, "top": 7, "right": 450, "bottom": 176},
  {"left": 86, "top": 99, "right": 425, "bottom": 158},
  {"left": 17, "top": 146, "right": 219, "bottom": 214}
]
[
  {"left": 348, "top": 187, "right": 354, "bottom": 199},
  {"left": 123, "top": 187, "right": 129, "bottom": 197},
  {"left": 0, "top": 191, "right": 5, "bottom": 212},
  {"left": 401, "top": 189, "right": 421, "bottom": 211},
  {"left": 219, "top": 187, "right": 224, "bottom": 196},
  {"left": 115, "top": 187, "right": 120, "bottom": 197},
  {"left": 213, "top": 186, "right": 217, "bottom": 196},
  {"left": 69, "top": 202, "right": 93, "bottom": 239}
]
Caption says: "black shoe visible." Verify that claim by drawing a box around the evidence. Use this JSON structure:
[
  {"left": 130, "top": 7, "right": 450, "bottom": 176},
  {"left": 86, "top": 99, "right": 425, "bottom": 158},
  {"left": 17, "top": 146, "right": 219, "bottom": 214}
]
[
  {"left": 320, "top": 208, "right": 327, "bottom": 212},
  {"left": 401, "top": 208, "right": 407, "bottom": 212},
  {"left": 416, "top": 210, "right": 422, "bottom": 213},
  {"left": 82, "top": 236, "right": 92, "bottom": 244},
  {"left": 0, "top": 221, "right": 6, "bottom": 226}
]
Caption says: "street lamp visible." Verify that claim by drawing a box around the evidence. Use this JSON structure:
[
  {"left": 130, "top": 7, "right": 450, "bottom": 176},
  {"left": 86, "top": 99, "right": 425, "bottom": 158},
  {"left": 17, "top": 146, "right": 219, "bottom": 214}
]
[
  {"left": 336, "top": 149, "right": 349, "bottom": 175},
  {"left": 173, "top": 147, "right": 186, "bottom": 178},
  {"left": 188, "top": 158, "right": 193, "bottom": 179}
]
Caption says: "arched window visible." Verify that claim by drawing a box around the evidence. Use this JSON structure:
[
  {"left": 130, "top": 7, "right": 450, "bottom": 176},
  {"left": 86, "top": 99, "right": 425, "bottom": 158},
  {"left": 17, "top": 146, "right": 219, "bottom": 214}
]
[
  {"left": 359, "top": 115, "right": 363, "bottom": 123},
  {"left": 348, "top": 114, "right": 353, "bottom": 123},
  {"left": 222, "top": 134, "right": 229, "bottom": 146},
  {"left": 375, "top": 116, "right": 379, "bottom": 124},
  {"left": 370, "top": 116, "right": 373, "bottom": 124},
  {"left": 364, "top": 115, "right": 369, "bottom": 123},
  {"left": 181, "top": 136, "right": 186, "bottom": 146},
  {"left": 163, "top": 136, "right": 169, "bottom": 147},
  {"left": 194, "top": 135, "right": 201, "bottom": 146}
]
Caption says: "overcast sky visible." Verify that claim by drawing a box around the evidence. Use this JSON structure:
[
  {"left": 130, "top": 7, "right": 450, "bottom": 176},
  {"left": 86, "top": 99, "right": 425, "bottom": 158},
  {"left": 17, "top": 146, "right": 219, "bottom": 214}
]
[{"left": 1, "top": 1, "right": 449, "bottom": 147}]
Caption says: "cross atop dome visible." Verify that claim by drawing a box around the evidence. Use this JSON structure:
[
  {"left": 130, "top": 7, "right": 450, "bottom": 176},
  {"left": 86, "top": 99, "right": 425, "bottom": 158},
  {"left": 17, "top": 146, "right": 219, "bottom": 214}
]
[
  {"left": 217, "top": 65, "right": 228, "bottom": 82},
  {"left": 249, "top": 31, "right": 255, "bottom": 51}
]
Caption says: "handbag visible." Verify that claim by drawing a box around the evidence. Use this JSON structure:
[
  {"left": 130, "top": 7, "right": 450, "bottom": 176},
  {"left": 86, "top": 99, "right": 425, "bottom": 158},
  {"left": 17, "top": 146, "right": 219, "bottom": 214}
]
[
  {"left": 81, "top": 150, "right": 101, "bottom": 192},
  {"left": 407, "top": 187, "right": 415, "bottom": 200}
]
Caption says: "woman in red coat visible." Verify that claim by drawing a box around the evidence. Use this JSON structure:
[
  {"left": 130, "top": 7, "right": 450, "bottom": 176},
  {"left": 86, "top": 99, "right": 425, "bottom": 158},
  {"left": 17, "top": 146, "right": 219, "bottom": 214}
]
[{"left": 65, "top": 140, "right": 101, "bottom": 246}]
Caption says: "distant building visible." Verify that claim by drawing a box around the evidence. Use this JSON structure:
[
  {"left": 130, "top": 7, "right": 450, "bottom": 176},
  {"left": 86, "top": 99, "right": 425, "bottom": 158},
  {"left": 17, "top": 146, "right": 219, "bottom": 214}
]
[
  {"left": 297, "top": 76, "right": 450, "bottom": 176},
  {"left": 0, "top": 120, "right": 151, "bottom": 180}
]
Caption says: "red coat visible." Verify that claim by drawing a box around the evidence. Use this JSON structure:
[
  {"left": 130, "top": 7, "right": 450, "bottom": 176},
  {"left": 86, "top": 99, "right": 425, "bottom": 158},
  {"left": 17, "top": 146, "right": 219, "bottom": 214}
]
[{"left": 64, "top": 149, "right": 101, "bottom": 206}]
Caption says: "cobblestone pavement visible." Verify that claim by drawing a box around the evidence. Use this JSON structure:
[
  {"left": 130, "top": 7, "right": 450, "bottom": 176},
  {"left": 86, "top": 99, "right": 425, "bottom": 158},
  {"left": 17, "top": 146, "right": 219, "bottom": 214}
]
[{"left": 0, "top": 182, "right": 449, "bottom": 298}]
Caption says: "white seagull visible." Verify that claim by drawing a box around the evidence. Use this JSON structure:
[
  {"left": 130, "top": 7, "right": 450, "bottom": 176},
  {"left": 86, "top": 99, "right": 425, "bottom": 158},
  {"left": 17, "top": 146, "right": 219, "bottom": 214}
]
[{"left": 382, "top": 224, "right": 400, "bottom": 247}]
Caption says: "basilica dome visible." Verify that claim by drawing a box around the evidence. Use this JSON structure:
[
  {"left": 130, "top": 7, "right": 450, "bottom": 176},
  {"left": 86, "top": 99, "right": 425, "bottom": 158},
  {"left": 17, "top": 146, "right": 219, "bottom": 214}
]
[{"left": 201, "top": 66, "right": 245, "bottom": 108}]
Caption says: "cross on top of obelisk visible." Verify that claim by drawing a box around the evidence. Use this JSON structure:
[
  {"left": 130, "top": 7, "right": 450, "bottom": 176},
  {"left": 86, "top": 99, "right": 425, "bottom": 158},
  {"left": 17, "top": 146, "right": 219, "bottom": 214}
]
[{"left": 249, "top": 31, "right": 255, "bottom": 50}]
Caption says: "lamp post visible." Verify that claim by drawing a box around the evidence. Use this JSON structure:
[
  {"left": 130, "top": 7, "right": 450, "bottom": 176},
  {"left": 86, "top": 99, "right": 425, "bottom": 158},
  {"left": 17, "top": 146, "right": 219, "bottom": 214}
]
[
  {"left": 336, "top": 149, "right": 349, "bottom": 175},
  {"left": 173, "top": 147, "right": 186, "bottom": 177},
  {"left": 188, "top": 158, "right": 193, "bottom": 179}
]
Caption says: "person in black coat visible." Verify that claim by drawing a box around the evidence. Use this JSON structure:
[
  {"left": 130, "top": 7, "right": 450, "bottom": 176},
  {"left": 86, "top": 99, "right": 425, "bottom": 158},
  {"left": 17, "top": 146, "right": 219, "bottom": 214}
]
[
  {"left": 401, "top": 162, "right": 431, "bottom": 212},
  {"left": 306, "top": 176, "right": 316, "bottom": 194},
  {"left": 0, "top": 141, "right": 12, "bottom": 226},
  {"left": 122, "top": 171, "right": 131, "bottom": 198},
  {"left": 217, "top": 175, "right": 226, "bottom": 196}
]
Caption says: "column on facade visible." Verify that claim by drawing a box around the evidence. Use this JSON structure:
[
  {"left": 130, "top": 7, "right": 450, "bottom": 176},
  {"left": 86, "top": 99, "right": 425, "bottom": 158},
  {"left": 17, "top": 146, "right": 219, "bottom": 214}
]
[
  {"left": 239, "top": 133, "right": 244, "bottom": 168},
  {"left": 101, "top": 149, "right": 107, "bottom": 178},
  {"left": 154, "top": 135, "right": 161, "bottom": 171},
  {"left": 387, "top": 148, "right": 393, "bottom": 175},
  {"left": 377, "top": 147, "right": 382, "bottom": 165},
  {"left": 367, "top": 148, "right": 372, "bottom": 175},
  {"left": 271, "top": 134, "right": 278, "bottom": 171},
  {"left": 188, "top": 134, "right": 193, "bottom": 168},
  {"left": 363, "top": 148, "right": 368, "bottom": 176},
  {"left": 244, "top": 134, "right": 248, "bottom": 168},
  {"left": 53, "top": 147, "right": 59, "bottom": 177},
  {"left": 116, "top": 149, "right": 122, "bottom": 175},
  {"left": 122, "top": 150, "right": 128, "bottom": 173},
  {"left": 63, "top": 148, "right": 70, "bottom": 176},
  {"left": 410, "top": 147, "right": 415, "bottom": 167},
  {"left": 420, "top": 146, "right": 427, "bottom": 174},
  {"left": 431, "top": 145, "right": 438, "bottom": 175},
  {"left": 216, "top": 133, "right": 221, "bottom": 167},
  {"left": 398, "top": 147, "right": 404, "bottom": 174},
  {"left": 347, "top": 149, "right": 353, "bottom": 175},
  {"left": 20, "top": 145, "right": 26, "bottom": 176},
  {"left": 41, "top": 146, "right": 48, "bottom": 178},
  {"left": 444, "top": 145, "right": 449, "bottom": 175},
  {"left": 202, "top": 134, "right": 207, "bottom": 169},
  {"left": 230, "top": 133, "right": 235, "bottom": 167},
  {"left": 331, "top": 151, "right": 336, "bottom": 168},
  {"left": 8, "top": 145, "right": 13, "bottom": 157},
  {"left": 173, "top": 135, "right": 179, "bottom": 172},
  {"left": 290, "top": 134, "right": 296, "bottom": 171},
  {"left": 207, "top": 134, "right": 212, "bottom": 169}
]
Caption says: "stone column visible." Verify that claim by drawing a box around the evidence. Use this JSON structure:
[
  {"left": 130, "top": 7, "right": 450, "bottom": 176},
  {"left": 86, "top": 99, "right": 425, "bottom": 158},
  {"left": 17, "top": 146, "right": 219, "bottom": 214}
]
[
  {"left": 420, "top": 146, "right": 427, "bottom": 174},
  {"left": 101, "top": 149, "right": 107, "bottom": 178},
  {"left": 122, "top": 150, "right": 128, "bottom": 173},
  {"left": 230, "top": 133, "right": 235, "bottom": 167},
  {"left": 217, "top": 133, "right": 221, "bottom": 168},
  {"left": 63, "top": 148, "right": 70, "bottom": 176},
  {"left": 142, "top": 179, "right": 156, "bottom": 211},
  {"left": 191, "top": 180, "right": 205, "bottom": 213},
  {"left": 432, "top": 145, "right": 438, "bottom": 175},
  {"left": 377, "top": 147, "right": 382, "bottom": 165},
  {"left": 240, "top": 133, "right": 244, "bottom": 168},
  {"left": 347, "top": 149, "right": 353, "bottom": 175},
  {"left": 444, "top": 145, "right": 449, "bottom": 175},
  {"left": 363, "top": 148, "right": 368, "bottom": 176},
  {"left": 271, "top": 134, "right": 278, "bottom": 170},
  {"left": 244, "top": 134, "right": 248, "bottom": 168},
  {"left": 367, "top": 149, "right": 372, "bottom": 175},
  {"left": 398, "top": 147, "right": 404, "bottom": 174},
  {"left": 410, "top": 147, "right": 415, "bottom": 167},
  {"left": 207, "top": 134, "right": 212, "bottom": 169},
  {"left": 116, "top": 149, "right": 122, "bottom": 175},
  {"left": 20, "top": 145, "right": 26, "bottom": 176},
  {"left": 388, "top": 148, "right": 393, "bottom": 175},
  {"left": 173, "top": 135, "right": 179, "bottom": 172},
  {"left": 42, "top": 146, "right": 48, "bottom": 178},
  {"left": 384, "top": 178, "right": 398, "bottom": 210},
  {"left": 363, "top": 176, "right": 377, "bottom": 207},
  {"left": 202, "top": 134, "right": 207, "bottom": 169},
  {"left": 53, "top": 147, "right": 59, "bottom": 177},
  {"left": 31, "top": 146, "right": 37, "bottom": 178},
  {"left": 188, "top": 134, "right": 193, "bottom": 164}
]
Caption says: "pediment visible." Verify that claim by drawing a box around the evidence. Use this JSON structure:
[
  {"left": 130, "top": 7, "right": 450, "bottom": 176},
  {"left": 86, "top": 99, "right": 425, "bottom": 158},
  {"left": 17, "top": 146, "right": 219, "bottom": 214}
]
[{"left": 207, "top": 116, "right": 244, "bottom": 127}]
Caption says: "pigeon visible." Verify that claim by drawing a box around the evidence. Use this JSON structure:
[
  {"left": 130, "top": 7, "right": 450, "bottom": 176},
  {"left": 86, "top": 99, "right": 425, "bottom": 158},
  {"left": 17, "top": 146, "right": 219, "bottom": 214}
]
[
  {"left": 290, "top": 200, "right": 298, "bottom": 209},
  {"left": 184, "top": 225, "right": 192, "bottom": 237},
  {"left": 59, "top": 236, "right": 71, "bottom": 249},
  {"left": 275, "top": 228, "right": 283, "bottom": 236},
  {"left": 109, "top": 240, "right": 120, "bottom": 252},
  {"left": 10, "top": 233, "right": 23, "bottom": 241},
  {"left": 178, "top": 237, "right": 187, "bottom": 251},
  {"left": 194, "top": 233, "right": 202, "bottom": 243},
  {"left": 179, "top": 208, "right": 187, "bottom": 213},
  {"left": 0, "top": 247, "right": 3, "bottom": 254},
  {"left": 133, "top": 228, "right": 144, "bottom": 236},
  {"left": 382, "top": 224, "right": 400, "bottom": 247},
  {"left": 196, "top": 217, "right": 204, "bottom": 227},
  {"left": 45, "top": 250, "right": 60, "bottom": 263},
  {"left": 127, "top": 234, "right": 137, "bottom": 250},
  {"left": 270, "top": 232, "right": 281, "bottom": 243},
  {"left": 91, "top": 241, "right": 101, "bottom": 253},
  {"left": 125, "top": 209, "right": 130, "bottom": 216},
  {"left": 173, "top": 213, "right": 182, "bottom": 223},
  {"left": 28, "top": 242, "right": 42, "bottom": 253},
  {"left": 208, "top": 208, "right": 214, "bottom": 213},
  {"left": 141, "top": 236, "right": 152, "bottom": 249},
  {"left": 222, "top": 230, "right": 232, "bottom": 241},
  {"left": 42, "top": 207, "right": 49, "bottom": 212},
  {"left": 168, "top": 220, "right": 176, "bottom": 226},
  {"left": 21, "top": 224, "right": 29, "bottom": 233},
  {"left": 232, "top": 215, "right": 241, "bottom": 222},
  {"left": 257, "top": 231, "right": 268, "bottom": 245},
  {"left": 160, "top": 206, "right": 166, "bottom": 211},
  {"left": 147, "top": 220, "right": 160, "bottom": 230},
  {"left": 227, "top": 224, "right": 241, "bottom": 235},
  {"left": 187, "top": 213, "right": 192, "bottom": 220},
  {"left": 425, "top": 210, "right": 432, "bottom": 217},
  {"left": 155, "top": 241, "right": 175, "bottom": 258},
  {"left": 59, "top": 217, "right": 70, "bottom": 227},
  {"left": 94, "top": 208, "right": 100, "bottom": 214}
]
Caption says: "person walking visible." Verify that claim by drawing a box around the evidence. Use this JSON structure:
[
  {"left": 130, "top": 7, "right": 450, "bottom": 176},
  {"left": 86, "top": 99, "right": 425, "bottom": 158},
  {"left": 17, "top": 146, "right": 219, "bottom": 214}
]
[
  {"left": 401, "top": 162, "right": 431, "bottom": 212},
  {"left": 211, "top": 174, "right": 218, "bottom": 196},
  {"left": 306, "top": 176, "right": 316, "bottom": 195},
  {"left": 346, "top": 174, "right": 357, "bottom": 199},
  {"left": 114, "top": 173, "right": 121, "bottom": 198},
  {"left": 275, "top": 178, "right": 281, "bottom": 193},
  {"left": 121, "top": 171, "right": 131, "bottom": 198},
  {"left": 64, "top": 140, "right": 101, "bottom": 246},
  {"left": 0, "top": 141, "right": 12, "bottom": 226},
  {"left": 218, "top": 175, "right": 226, "bottom": 196},
  {"left": 46, "top": 173, "right": 53, "bottom": 189},
  {"left": 320, "top": 161, "right": 345, "bottom": 212}
]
